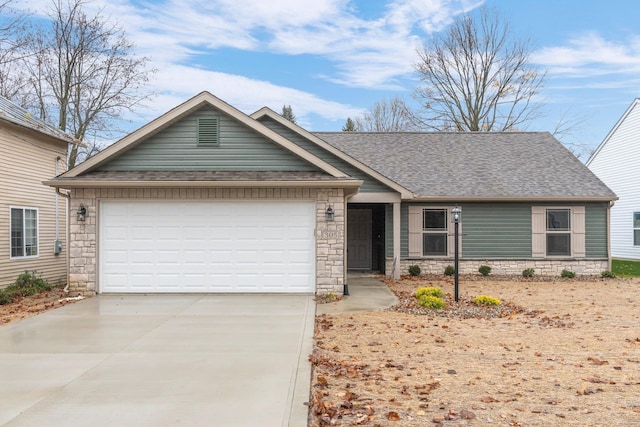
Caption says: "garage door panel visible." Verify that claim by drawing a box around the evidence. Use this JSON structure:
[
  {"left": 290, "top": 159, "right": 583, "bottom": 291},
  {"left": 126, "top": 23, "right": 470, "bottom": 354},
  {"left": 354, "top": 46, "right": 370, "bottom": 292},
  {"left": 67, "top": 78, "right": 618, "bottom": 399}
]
[{"left": 100, "top": 201, "right": 315, "bottom": 293}]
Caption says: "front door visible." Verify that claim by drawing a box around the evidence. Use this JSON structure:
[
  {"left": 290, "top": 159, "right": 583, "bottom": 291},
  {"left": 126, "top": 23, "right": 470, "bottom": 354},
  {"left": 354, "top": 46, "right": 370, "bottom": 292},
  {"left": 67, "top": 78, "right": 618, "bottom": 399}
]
[{"left": 347, "top": 209, "right": 372, "bottom": 270}]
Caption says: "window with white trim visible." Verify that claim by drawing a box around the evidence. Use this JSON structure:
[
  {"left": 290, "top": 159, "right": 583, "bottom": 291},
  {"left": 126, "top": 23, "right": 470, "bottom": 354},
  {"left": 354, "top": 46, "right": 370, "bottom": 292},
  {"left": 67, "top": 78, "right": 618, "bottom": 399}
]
[
  {"left": 634, "top": 212, "right": 640, "bottom": 246},
  {"left": 422, "top": 209, "right": 448, "bottom": 256},
  {"left": 546, "top": 209, "right": 571, "bottom": 256},
  {"left": 10, "top": 207, "right": 38, "bottom": 258}
]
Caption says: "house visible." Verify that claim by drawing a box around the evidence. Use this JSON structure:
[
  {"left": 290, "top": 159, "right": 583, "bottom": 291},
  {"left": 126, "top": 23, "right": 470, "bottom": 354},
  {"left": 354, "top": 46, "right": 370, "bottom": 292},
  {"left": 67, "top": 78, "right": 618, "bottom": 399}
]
[
  {"left": 586, "top": 98, "right": 640, "bottom": 260},
  {"left": 44, "top": 92, "right": 616, "bottom": 296},
  {"left": 0, "top": 96, "right": 76, "bottom": 288}
]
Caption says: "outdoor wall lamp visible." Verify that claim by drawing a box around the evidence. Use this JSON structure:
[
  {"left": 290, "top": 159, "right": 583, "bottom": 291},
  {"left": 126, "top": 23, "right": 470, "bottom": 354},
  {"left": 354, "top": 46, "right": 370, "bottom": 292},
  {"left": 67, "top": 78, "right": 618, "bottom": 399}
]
[
  {"left": 77, "top": 204, "right": 87, "bottom": 222},
  {"left": 325, "top": 205, "right": 335, "bottom": 222}
]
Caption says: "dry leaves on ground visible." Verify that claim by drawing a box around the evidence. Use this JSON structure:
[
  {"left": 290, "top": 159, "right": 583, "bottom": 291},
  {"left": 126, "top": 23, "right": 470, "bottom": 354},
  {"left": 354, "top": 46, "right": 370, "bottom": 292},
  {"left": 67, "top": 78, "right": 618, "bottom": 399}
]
[{"left": 309, "top": 275, "right": 640, "bottom": 426}]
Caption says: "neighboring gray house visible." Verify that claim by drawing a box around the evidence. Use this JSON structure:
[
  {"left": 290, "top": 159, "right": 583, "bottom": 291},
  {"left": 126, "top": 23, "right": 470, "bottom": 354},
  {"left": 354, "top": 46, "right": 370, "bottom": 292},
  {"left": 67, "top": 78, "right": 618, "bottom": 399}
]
[
  {"left": 45, "top": 92, "right": 616, "bottom": 296},
  {"left": 587, "top": 98, "right": 640, "bottom": 260}
]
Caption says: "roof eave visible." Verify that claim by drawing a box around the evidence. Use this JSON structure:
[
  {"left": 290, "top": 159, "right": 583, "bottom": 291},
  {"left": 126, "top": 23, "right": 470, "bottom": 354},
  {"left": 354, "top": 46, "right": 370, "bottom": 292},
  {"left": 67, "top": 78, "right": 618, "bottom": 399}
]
[
  {"left": 410, "top": 196, "right": 618, "bottom": 203},
  {"left": 43, "top": 179, "right": 364, "bottom": 190}
]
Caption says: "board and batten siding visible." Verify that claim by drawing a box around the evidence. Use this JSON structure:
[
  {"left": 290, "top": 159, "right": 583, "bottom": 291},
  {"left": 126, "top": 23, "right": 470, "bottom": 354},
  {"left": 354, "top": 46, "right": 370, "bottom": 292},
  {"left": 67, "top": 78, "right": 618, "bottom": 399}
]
[
  {"left": 0, "top": 125, "right": 68, "bottom": 288},
  {"left": 587, "top": 99, "right": 640, "bottom": 259},
  {"left": 258, "top": 117, "right": 394, "bottom": 193},
  {"left": 98, "top": 106, "right": 318, "bottom": 172},
  {"left": 399, "top": 202, "right": 609, "bottom": 260}
]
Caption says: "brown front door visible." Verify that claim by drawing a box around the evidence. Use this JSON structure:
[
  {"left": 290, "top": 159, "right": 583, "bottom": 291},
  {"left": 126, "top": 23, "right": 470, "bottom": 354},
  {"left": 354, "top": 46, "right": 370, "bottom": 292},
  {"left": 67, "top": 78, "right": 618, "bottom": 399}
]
[{"left": 347, "top": 209, "right": 372, "bottom": 270}]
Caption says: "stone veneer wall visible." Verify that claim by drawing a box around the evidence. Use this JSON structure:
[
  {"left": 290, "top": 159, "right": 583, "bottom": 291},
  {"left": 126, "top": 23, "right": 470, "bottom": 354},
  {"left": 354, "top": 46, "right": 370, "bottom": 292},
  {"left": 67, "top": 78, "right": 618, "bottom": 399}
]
[
  {"left": 68, "top": 187, "right": 345, "bottom": 295},
  {"left": 387, "top": 258, "right": 610, "bottom": 277}
]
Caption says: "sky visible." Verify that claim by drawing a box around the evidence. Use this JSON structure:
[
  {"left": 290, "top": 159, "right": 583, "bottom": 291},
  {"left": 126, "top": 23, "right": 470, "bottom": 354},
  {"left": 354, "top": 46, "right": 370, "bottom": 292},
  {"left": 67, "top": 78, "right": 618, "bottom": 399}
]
[{"left": 11, "top": 0, "right": 640, "bottom": 159}]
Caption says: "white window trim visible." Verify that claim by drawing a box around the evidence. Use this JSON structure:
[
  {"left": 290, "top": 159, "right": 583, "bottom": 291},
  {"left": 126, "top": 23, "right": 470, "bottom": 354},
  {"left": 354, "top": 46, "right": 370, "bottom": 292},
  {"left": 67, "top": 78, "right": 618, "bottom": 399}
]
[
  {"left": 408, "top": 206, "right": 461, "bottom": 258},
  {"left": 532, "top": 206, "right": 585, "bottom": 258},
  {"left": 9, "top": 206, "right": 39, "bottom": 260}
]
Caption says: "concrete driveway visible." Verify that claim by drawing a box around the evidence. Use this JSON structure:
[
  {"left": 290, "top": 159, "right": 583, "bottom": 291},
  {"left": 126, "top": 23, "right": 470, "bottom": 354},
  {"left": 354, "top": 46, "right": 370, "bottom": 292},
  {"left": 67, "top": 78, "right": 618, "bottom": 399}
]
[{"left": 0, "top": 294, "right": 315, "bottom": 427}]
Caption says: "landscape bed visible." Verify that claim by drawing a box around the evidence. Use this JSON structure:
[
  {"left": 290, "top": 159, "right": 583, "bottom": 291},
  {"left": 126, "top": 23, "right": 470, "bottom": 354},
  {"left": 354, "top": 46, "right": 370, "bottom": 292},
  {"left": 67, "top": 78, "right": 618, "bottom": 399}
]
[{"left": 309, "top": 274, "right": 640, "bottom": 426}]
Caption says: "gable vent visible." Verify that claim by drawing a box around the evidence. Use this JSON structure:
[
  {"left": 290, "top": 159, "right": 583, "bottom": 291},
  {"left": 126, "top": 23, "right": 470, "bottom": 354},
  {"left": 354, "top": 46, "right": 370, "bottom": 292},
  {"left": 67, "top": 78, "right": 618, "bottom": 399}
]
[{"left": 197, "top": 117, "right": 220, "bottom": 145}]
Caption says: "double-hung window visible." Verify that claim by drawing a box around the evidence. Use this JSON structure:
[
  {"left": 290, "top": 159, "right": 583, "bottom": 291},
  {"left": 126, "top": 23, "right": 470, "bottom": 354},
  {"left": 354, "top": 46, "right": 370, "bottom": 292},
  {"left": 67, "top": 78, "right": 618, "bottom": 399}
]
[
  {"left": 634, "top": 212, "right": 640, "bottom": 246},
  {"left": 10, "top": 207, "right": 38, "bottom": 258},
  {"left": 532, "top": 206, "right": 585, "bottom": 258},
  {"left": 422, "top": 209, "right": 448, "bottom": 256},
  {"left": 409, "top": 206, "right": 458, "bottom": 258},
  {"left": 546, "top": 209, "right": 571, "bottom": 256}
]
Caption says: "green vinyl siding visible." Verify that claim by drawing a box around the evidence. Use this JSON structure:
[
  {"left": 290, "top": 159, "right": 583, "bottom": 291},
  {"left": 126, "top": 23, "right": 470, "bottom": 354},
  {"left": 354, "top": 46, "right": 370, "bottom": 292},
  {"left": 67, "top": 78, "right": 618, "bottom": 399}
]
[
  {"left": 460, "top": 203, "right": 532, "bottom": 258},
  {"left": 98, "top": 106, "right": 317, "bottom": 172},
  {"left": 585, "top": 203, "right": 609, "bottom": 258},
  {"left": 400, "top": 202, "right": 609, "bottom": 260},
  {"left": 259, "top": 117, "right": 393, "bottom": 193}
]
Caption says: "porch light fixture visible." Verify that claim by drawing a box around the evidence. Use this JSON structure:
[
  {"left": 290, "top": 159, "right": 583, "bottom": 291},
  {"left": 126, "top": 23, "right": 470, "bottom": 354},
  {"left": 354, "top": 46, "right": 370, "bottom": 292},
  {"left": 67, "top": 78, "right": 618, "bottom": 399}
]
[
  {"left": 77, "top": 204, "right": 87, "bottom": 222},
  {"left": 325, "top": 205, "right": 335, "bottom": 222},
  {"left": 451, "top": 206, "right": 461, "bottom": 301}
]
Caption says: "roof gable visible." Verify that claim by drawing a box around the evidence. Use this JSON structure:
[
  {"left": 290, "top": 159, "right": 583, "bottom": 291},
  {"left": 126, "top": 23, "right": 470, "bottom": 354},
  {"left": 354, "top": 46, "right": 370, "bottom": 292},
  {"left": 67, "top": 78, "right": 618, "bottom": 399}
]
[
  {"left": 586, "top": 98, "right": 640, "bottom": 167},
  {"left": 250, "top": 108, "right": 413, "bottom": 198},
  {"left": 317, "top": 132, "right": 617, "bottom": 201},
  {"left": 62, "top": 92, "right": 347, "bottom": 178},
  {"left": 97, "top": 105, "right": 319, "bottom": 172}
]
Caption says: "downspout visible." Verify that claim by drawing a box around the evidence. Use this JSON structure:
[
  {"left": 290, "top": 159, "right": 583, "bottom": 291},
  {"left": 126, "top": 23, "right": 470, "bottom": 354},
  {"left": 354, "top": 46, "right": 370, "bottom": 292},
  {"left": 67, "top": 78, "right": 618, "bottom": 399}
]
[{"left": 608, "top": 200, "right": 615, "bottom": 271}]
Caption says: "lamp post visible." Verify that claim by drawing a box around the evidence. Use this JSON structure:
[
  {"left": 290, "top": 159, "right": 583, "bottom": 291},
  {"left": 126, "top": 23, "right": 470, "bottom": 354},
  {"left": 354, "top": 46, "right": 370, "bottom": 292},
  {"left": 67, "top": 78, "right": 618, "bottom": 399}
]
[{"left": 452, "top": 206, "right": 461, "bottom": 302}]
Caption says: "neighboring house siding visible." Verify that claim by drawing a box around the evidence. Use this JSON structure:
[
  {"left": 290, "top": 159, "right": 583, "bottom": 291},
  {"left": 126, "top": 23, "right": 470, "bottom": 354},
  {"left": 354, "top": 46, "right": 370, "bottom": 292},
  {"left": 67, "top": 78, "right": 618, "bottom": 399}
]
[
  {"left": 0, "top": 126, "right": 67, "bottom": 288},
  {"left": 588, "top": 100, "right": 640, "bottom": 259},
  {"left": 399, "top": 202, "right": 608, "bottom": 261},
  {"left": 259, "top": 117, "right": 394, "bottom": 193},
  {"left": 99, "top": 106, "right": 318, "bottom": 172}
]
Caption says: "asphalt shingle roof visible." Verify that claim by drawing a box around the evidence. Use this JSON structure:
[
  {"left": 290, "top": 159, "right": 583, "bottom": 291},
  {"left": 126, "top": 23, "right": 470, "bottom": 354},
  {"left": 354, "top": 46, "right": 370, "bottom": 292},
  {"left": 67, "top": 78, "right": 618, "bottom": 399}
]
[
  {"left": 0, "top": 96, "right": 75, "bottom": 143},
  {"left": 314, "top": 132, "right": 616, "bottom": 200}
]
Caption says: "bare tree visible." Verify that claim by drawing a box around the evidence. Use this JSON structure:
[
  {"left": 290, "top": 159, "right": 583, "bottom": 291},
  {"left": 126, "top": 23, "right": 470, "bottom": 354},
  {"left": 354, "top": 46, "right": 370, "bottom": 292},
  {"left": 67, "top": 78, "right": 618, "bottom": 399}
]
[
  {"left": 0, "top": 1, "right": 32, "bottom": 104},
  {"left": 414, "top": 6, "right": 545, "bottom": 132},
  {"left": 355, "top": 97, "right": 417, "bottom": 132},
  {"left": 24, "top": 0, "right": 155, "bottom": 167}
]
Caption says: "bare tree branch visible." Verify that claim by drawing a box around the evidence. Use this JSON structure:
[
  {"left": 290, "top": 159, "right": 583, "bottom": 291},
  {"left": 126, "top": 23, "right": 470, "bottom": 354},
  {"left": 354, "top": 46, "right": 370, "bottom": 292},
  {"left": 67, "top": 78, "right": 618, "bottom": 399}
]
[
  {"left": 355, "top": 97, "right": 418, "bottom": 132},
  {"left": 414, "top": 6, "right": 545, "bottom": 132}
]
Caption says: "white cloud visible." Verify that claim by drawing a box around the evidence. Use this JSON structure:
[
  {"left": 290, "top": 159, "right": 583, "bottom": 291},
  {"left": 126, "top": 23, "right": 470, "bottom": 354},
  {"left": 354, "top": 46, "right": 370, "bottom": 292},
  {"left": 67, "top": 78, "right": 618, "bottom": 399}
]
[
  {"left": 533, "top": 32, "right": 640, "bottom": 77},
  {"left": 143, "top": 63, "right": 363, "bottom": 125}
]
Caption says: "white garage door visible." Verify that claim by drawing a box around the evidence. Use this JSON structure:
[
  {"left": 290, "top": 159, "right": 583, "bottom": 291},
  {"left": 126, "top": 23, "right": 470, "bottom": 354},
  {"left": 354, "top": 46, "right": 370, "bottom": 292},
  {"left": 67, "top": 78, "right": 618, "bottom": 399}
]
[{"left": 99, "top": 200, "right": 316, "bottom": 293}]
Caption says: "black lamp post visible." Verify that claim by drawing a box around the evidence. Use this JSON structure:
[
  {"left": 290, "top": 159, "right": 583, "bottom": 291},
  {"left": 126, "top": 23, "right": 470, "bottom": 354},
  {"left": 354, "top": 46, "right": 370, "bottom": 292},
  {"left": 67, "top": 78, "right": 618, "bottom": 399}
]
[{"left": 452, "top": 206, "right": 461, "bottom": 302}]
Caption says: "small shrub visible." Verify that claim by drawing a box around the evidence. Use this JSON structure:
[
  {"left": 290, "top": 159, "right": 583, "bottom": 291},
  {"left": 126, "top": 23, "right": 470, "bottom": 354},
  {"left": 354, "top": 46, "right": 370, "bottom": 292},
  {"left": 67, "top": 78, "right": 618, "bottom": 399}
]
[
  {"left": 560, "top": 269, "right": 576, "bottom": 278},
  {"left": 473, "top": 295, "right": 501, "bottom": 306},
  {"left": 601, "top": 270, "right": 616, "bottom": 278},
  {"left": 408, "top": 265, "right": 421, "bottom": 276},
  {"left": 444, "top": 265, "right": 455, "bottom": 276},
  {"left": 415, "top": 286, "right": 444, "bottom": 299},
  {"left": 478, "top": 265, "right": 491, "bottom": 276},
  {"left": 417, "top": 295, "right": 446, "bottom": 309},
  {"left": 522, "top": 268, "right": 535, "bottom": 277},
  {"left": 0, "top": 271, "right": 52, "bottom": 306}
]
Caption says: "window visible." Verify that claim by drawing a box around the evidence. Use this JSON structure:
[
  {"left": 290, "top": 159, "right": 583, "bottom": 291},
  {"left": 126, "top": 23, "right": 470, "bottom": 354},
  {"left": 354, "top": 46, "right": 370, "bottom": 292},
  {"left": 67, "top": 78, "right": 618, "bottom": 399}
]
[
  {"left": 422, "top": 209, "right": 448, "bottom": 256},
  {"left": 634, "top": 212, "right": 640, "bottom": 246},
  {"left": 546, "top": 209, "right": 571, "bottom": 256},
  {"left": 10, "top": 207, "right": 38, "bottom": 258}
]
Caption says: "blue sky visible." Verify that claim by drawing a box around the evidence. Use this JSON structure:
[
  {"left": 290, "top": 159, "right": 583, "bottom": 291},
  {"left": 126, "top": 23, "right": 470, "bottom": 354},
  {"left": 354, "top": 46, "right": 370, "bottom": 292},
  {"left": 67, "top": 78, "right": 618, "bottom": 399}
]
[{"left": 14, "top": 0, "right": 640, "bottom": 158}]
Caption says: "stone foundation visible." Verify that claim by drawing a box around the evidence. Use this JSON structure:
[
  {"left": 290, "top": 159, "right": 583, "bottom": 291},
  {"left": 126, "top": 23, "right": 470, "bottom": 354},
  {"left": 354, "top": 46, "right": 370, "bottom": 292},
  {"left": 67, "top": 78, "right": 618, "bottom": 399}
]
[{"left": 388, "top": 258, "right": 610, "bottom": 277}]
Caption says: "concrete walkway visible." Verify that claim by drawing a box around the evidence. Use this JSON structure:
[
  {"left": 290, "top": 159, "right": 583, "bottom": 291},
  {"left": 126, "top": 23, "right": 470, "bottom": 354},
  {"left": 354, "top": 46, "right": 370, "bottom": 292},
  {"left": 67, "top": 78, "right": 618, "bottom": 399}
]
[
  {"left": 0, "top": 295, "right": 314, "bottom": 427},
  {"left": 316, "top": 274, "right": 398, "bottom": 314}
]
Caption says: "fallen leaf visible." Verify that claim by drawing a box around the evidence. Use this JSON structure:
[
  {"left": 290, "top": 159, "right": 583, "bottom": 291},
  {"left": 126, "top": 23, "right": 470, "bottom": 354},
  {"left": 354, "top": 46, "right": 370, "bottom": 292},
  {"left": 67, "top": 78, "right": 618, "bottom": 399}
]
[{"left": 387, "top": 411, "right": 400, "bottom": 421}]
